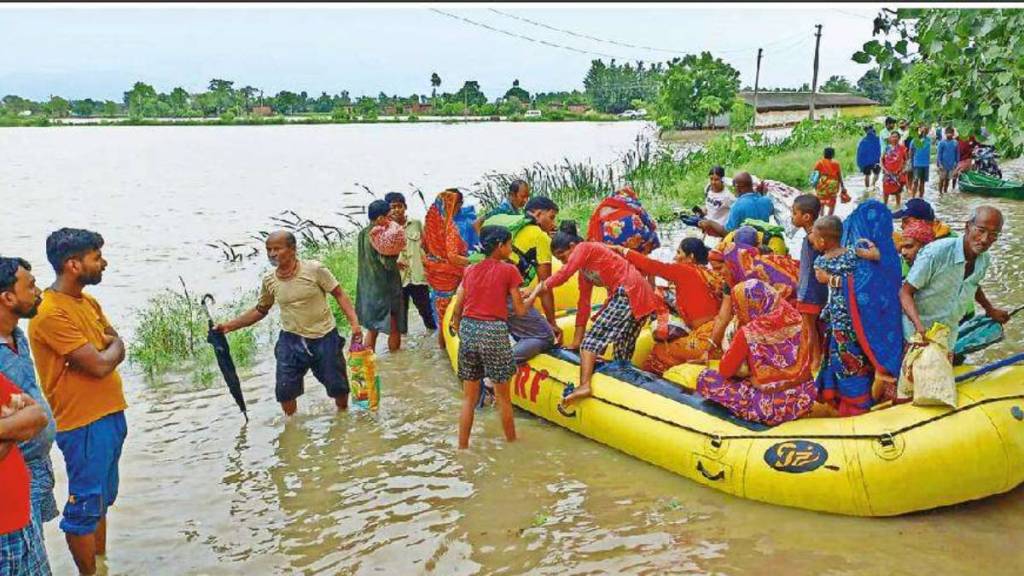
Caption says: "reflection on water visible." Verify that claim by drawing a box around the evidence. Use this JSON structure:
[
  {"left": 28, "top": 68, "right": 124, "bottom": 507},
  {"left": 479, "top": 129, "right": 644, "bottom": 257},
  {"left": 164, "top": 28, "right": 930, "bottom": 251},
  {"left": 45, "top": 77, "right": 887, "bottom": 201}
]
[{"left": 12, "top": 126, "right": 1022, "bottom": 574}]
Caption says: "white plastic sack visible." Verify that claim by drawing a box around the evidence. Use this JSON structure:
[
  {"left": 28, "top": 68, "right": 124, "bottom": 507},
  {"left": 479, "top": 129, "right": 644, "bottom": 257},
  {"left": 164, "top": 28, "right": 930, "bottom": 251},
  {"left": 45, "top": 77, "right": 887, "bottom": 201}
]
[{"left": 897, "top": 323, "right": 957, "bottom": 408}]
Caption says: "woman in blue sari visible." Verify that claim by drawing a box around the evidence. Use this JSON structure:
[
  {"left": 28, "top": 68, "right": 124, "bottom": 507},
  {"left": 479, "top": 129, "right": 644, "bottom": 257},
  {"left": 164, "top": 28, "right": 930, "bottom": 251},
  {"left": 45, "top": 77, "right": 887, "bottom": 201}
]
[{"left": 816, "top": 199, "right": 904, "bottom": 415}]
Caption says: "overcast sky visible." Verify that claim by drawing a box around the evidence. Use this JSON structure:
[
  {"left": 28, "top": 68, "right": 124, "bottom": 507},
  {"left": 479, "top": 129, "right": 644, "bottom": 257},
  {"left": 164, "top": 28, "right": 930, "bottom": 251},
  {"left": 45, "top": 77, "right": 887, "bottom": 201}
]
[{"left": 0, "top": 3, "right": 888, "bottom": 101}]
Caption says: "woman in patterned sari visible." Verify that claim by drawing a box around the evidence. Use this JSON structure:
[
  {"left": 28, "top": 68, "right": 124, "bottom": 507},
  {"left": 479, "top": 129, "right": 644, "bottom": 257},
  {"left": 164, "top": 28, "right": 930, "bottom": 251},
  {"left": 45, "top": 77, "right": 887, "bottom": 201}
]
[
  {"left": 719, "top": 228, "right": 800, "bottom": 304},
  {"left": 423, "top": 188, "right": 469, "bottom": 350},
  {"left": 696, "top": 279, "right": 815, "bottom": 425}
]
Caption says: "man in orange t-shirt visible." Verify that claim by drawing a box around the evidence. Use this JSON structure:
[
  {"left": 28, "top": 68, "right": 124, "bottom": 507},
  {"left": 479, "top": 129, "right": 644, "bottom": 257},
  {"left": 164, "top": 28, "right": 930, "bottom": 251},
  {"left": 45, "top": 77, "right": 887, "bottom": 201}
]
[
  {"left": 29, "top": 228, "right": 128, "bottom": 576},
  {"left": 0, "top": 372, "right": 51, "bottom": 575}
]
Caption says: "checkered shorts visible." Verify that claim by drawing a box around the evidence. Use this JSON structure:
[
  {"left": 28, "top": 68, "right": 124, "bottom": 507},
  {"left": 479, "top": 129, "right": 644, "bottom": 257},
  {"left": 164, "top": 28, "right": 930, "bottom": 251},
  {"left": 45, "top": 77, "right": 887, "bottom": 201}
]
[
  {"left": 0, "top": 513, "right": 52, "bottom": 576},
  {"left": 458, "top": 318, "right": 516, "bottom": 383},
  {"left": 582, "top": 287, "right": 647, "bottom": 362}
]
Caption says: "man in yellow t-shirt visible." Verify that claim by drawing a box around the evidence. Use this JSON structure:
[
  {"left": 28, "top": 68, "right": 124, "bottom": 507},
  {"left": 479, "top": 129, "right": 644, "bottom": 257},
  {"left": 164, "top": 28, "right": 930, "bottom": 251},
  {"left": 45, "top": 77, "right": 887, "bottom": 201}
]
[
  {"left": 506, "top": 197, "right": 563, "bottom": 365},
  {"left": 28, "top": 228, "right": 128, "bottom": 576},
  {"left": 215, "top": 230, "right": 362, "bottom": 416}
]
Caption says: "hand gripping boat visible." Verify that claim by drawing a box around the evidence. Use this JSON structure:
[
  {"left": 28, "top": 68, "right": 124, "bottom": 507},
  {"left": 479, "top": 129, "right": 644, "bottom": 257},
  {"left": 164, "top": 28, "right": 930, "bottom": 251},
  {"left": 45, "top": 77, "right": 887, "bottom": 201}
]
[{"left": 442, "top": 277, "right": 1024, "bottom": 517}]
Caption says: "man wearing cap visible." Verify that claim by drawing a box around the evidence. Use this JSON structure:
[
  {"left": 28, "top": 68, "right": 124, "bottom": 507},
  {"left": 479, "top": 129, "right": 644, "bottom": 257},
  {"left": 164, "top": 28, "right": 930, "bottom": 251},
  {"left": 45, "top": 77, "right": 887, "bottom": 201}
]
[
  {"left": 215, "top": 230, "right": 362, "bottom": 416},
  {"left": 385, "top": 192, "right": 437, "bottom": 334},
  {"left": 901, "top": 206, "right": 1009, "bottom": 350},
  {"left": 356, "top": 199, "right": 408, "bottom": 352}
]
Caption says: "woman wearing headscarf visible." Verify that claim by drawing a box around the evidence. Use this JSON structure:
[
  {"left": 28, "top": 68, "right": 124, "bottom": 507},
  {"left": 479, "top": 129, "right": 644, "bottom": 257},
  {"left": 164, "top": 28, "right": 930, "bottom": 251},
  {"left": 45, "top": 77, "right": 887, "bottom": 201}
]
[
  {"left": 815, "top": 199, "right": 904, "bottom": 415},
  {"left": 423, "top": 188, "right": 469, "bottom": 350},
  {"left": 586, "top": 186, "right": 661, "bottom": 255},
  {"left": 897, "top": 219, "right": 936, "bottom": 279},
  {"left": 696, "top": 279, "right": 816, "bottom": 425},
  {"left": 719, "top": 226, "right": 800, "bottom": 303}
]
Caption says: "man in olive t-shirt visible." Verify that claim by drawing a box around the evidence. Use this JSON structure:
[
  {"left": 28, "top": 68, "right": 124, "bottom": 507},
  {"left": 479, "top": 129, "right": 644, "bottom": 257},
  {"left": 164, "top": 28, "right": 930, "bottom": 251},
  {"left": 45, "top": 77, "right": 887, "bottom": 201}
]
[{"left": 216, "top": 231, "right": 362, "bottom": 416}]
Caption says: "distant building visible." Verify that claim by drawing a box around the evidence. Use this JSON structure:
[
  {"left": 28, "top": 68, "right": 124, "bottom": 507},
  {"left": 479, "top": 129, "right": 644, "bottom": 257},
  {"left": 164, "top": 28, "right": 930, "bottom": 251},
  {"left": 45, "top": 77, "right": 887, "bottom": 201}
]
[
  {"left": 710, "top": 91, "right": 880, "bottom": 128},
  {"left": 410, "top": 102, "right": 433, "bottom": 114},
  {"left": 567, "top": 104, "right": 590, "bottom": 114},
  {"left": 250, "top": 105, "right": 273, "bottom": 117}
]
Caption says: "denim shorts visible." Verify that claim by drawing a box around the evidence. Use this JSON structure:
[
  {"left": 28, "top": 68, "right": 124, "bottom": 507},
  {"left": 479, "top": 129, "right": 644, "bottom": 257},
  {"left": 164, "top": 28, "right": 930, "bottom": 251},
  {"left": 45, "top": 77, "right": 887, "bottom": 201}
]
[
  {"left": 274, "top": 329, "right": 349, "bottom": 403},
  {"left": 54, "top": 411, "right": 127, "bottom": 536}
]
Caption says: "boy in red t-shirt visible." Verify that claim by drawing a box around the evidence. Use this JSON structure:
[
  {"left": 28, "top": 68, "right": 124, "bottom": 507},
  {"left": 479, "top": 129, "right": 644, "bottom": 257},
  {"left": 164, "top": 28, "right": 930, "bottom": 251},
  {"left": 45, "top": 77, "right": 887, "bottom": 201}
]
[
  {"left": 0, "top": 372, "right": 51, "bottom": 574},
  {"left": 451, "top": 226, "right": 532, "bottom": 449}
]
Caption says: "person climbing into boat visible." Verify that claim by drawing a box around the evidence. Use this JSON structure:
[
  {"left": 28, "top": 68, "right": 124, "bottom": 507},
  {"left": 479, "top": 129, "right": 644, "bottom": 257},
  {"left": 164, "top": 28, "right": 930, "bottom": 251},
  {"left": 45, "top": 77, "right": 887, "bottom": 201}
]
[
  {"left": 881, "top": 131, "right": 909, "bottom": 207},
  {"left": 810, "top": 213, "right": 895, "bottom": 416},
  {"left": 529, "top": 221, "right": 662, "bottom": 406},
  {"left": 791, "top": 194, "right": 828, "bottom": 371},
  {"left": 719, "top": 226, "right": 800, "bottom": 303},
  {"left": 951, "top": 134, "right": 979, "bottom": 186},
  {"left": 812, "top": 147, "right": 850, "bottom": 216},
  {"left": 936, "top": 126, "right": 960, "bottom": 195},
  {"left": 506, "top": 196, "right": 563, "bottom": 364},
  {"left": 474, "top": 179, "right": 530, "bottom": 234},
  {"left": 704, "top": 166, "right": 734, "bottom": 228},
  {"left": 901, "top": 206, "right": 1009, "bottom": 350},
  {"left": 897, "top": 219, "right": 936, "bottom": 278},
  {"left": 695, "top": 279, "right": 816, "bottom": 426},
  {"left": 586, "top": 185, "right": 661, "bottom": 254},
  {"left": 607, "top": 237, "right": 726, "bottom": 376},
  {"left": 356, "top": 200, "right": 407, "bottom": 353},
  {"left": 857, "top": 125, "right": 882, "bottom": 189},
  {"left": 698, "top": 172, "right": 774, "bottom": 238},
  {"left": 423, "top": 189, "right": 470, "bottom": 350},
  {"left": 451, "top": 226, "right": 532, "bottom": 449}
]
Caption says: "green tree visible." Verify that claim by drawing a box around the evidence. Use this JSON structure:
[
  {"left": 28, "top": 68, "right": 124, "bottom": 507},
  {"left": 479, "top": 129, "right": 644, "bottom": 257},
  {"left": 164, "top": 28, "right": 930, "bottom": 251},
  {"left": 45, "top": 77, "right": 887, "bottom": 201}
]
[
  {"left": 584, "top": 59, "right": 662, "bottom": 114},
  {"left": 102, "top": 100, "right": 120, "bottom": 117},
  {"left": 207, "top": 78, "right": 236, "bottom": 115},
  {"left": 504, "top": 79, "right": 530, "bottom": 103},
  {"left": 853, "top": 8, "right": 1024, "bottom": 155},
  {"left": 70, "top": 98, "right": 98, "bottom": 117},
  {"left": 124, "top": 81, "right": 158, "bottom": 119},
  {"left": 727, "top": 97, "right": 755, "bottom": 131},
  {"left": 43, "top": 95, "right": 70, "bottom": 118},
  {"left": 168, "top": 87, "right": 191, "bottom": 117},
  {"left": 454, "top": 80, "right": 487, "bottom": 108},
  {"left": 430, "top": 72, "right": 441, "bottom": 101},
  {"left": 654, "top": 52, "right": 740, "bottom": 130},
  {"left": 854, "top": 68, "right": 895, "bottom": 104},
  {"left": 819, "top": 75, "right": 854, "bottom": 93}
]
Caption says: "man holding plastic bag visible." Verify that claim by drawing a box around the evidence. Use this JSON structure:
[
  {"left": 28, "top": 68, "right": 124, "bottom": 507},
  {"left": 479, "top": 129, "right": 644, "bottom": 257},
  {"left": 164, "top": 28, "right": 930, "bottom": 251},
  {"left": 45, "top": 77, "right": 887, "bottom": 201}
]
[{"left": 900, "top": 206, "right": 1007, "bottom": 352}]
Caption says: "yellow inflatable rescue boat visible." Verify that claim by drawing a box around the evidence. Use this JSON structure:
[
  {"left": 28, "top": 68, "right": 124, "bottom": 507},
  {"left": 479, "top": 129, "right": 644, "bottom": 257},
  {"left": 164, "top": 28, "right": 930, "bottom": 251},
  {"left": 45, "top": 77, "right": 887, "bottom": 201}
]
[{"left": 442, "top": 279, "right": 1024, "bottom": 517}]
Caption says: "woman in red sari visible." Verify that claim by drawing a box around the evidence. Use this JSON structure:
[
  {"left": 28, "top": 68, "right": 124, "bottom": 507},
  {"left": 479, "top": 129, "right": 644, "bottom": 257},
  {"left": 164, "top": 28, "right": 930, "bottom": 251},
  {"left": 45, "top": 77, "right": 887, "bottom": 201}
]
[
  {"left": 697, "top": 279, "right": 815, "bottom": 425},
  {"left": 422, "top": 188, "right": 469, "bottom": 349},
  {"left": 881, "top": 131, "right": 909, "bottom": 207}
]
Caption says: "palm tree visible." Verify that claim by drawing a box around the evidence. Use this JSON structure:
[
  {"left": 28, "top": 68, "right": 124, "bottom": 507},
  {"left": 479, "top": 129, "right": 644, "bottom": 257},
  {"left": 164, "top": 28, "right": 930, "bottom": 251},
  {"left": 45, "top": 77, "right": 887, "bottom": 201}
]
[{"left": 430, "top": 72, "right": 442, "bottom": 104}]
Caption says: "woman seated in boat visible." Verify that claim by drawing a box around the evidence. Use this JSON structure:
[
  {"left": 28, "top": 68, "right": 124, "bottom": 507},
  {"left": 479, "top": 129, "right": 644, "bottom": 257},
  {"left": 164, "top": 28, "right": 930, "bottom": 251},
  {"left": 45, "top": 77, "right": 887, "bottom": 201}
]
[
  {"left": 607, "top": 238, "right": 726, "bottom": 376},
  {"left": 718, "top": 226, "right": 800, "bottom": 303},
  {"left": 696, "top": 279, "right": 817, "bottom": 425},
  {"left": 528, "top": 222, "right": 663, "bottom": 406},
  {"left": 814, "top": 200, "right": 905, "bottom": 414}
]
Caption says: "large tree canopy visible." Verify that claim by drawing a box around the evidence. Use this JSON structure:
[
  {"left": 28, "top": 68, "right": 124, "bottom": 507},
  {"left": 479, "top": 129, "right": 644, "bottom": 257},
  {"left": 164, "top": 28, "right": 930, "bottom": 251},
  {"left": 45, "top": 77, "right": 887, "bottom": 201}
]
[
  {"left": 654, "top": 52, "right": 739, "bottom": 130},
  {"left": 854, "top": 8, "right": 1024, "bottom": 156}
]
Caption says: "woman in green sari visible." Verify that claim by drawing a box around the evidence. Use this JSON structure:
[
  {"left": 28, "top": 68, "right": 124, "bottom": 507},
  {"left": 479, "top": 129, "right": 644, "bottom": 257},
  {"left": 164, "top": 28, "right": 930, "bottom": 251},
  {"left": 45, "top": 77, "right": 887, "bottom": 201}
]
[{"left": 356, "top": 200, "right": 408, "bottom": 352}]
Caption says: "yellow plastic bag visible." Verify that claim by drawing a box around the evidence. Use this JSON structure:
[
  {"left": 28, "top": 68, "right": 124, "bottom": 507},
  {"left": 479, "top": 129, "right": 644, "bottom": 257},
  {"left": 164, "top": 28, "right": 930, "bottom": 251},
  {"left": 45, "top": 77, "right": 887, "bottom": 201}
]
[
  {"left": 347, "top": 344, "right": 380, "bottom": 410},
  {"left": 897, "top": 323, "right": 956, "bottom": 408}
]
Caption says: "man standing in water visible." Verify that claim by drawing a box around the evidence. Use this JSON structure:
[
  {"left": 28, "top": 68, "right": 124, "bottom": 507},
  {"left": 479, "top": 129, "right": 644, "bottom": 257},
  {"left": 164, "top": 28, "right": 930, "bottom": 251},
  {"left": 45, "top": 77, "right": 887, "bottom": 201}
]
[
  {"left": 385, "top": 192, "right": 437, "bottom": 334},
  {"left": 28, "top": 229, "right": 128, "bottom": 576},
  {"left": 0, "top": 257, "right": 58, "bottom": 573},
  {"left": 901, "top": 206, "right": 1009, "bottom": 350},
  {"left": 216, "top": 231, "right": 362, "bottom": 416}
]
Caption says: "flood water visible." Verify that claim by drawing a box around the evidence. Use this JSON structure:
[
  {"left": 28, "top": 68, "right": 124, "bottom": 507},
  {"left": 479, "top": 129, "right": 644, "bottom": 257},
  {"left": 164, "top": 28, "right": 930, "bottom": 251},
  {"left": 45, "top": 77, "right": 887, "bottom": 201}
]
[{"left": 2, "top": 123, "right": 1023, "bottom": 575}]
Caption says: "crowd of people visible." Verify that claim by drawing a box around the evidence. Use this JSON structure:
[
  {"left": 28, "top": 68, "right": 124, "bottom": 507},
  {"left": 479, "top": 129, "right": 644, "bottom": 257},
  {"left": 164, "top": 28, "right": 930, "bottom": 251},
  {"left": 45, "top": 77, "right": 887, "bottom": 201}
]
[{"left": 0, "top": 122, "right": 1011, "bottom": 573}]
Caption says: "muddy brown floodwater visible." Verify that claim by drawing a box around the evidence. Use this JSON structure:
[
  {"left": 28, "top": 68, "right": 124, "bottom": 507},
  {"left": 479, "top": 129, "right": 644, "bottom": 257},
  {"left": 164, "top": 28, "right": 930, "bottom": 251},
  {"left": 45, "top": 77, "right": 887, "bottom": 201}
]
[{"left": 2, "top": 125, "right": 1022, "bottom": 574}]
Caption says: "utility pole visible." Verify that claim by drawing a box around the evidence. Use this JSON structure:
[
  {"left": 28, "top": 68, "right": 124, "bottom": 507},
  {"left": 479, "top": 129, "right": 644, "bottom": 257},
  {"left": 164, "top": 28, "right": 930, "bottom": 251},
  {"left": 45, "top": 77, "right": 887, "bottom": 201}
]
[
  {"left": 809, "top": 24, "right": 823, "bottom": 121},
  {"left": 753, "top": 48, "right": 763, "bottom": 128}
]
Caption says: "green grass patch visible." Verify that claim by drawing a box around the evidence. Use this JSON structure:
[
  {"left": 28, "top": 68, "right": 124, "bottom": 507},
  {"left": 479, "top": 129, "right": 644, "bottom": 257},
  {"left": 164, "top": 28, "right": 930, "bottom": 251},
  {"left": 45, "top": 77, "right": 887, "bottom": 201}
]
[
  {"left": 302, "top": 240, "right": 360, "bottom": 331},
  {"left": 128, "top": 284, "right": 262, "bottom": 386}
]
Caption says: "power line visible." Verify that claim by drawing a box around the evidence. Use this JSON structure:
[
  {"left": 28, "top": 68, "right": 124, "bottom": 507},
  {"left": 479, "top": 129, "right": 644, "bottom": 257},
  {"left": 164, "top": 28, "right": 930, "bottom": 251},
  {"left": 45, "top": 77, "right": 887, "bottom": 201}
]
[
  {"left": 429, "top": 8, "right": 621, "bottom": 59},
  {"left": 489, "top": 8, "right": 808, "bottom": 56}
]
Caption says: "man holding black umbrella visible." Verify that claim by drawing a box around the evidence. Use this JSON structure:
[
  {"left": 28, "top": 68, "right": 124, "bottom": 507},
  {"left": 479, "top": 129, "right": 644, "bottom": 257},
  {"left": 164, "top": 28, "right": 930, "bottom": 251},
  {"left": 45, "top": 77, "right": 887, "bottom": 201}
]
[{"left": 215, "top": 231, "right": 362, "bottom": 416}]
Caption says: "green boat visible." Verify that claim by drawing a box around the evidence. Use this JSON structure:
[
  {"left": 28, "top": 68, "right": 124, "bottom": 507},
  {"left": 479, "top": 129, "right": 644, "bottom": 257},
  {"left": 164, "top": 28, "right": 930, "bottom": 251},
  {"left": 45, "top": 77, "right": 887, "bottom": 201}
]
[{"left": 959, "top": 170, "right": 1024, "bottom": 200}]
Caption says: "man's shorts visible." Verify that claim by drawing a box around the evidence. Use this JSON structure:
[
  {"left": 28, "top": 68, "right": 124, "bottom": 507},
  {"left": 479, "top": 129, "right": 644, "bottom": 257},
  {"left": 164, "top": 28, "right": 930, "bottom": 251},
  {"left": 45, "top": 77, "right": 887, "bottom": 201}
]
[
  {"left": 860, "top": 164, "right": 881, "bottom": 176},
  {"left": 0, "top": 514, "right": 51, "bottom": 576},
  {"left": 55, "top": 411, "right": 127, "bottom": 536},
  {"left": 913, "top": 166, "right": 930, "bottom": 182},
  {"left": 274, "top": 329, "right": 349, "bottom": 403},
  {"left": 937, "top": 165, "right": 953, "bottom": 180}
]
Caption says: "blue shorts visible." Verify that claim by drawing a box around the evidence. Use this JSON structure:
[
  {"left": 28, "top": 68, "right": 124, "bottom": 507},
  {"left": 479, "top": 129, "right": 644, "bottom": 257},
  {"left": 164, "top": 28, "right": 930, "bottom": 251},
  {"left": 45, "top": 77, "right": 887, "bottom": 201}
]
[
  {"left": 54, "top": 411, "right": 127, "bottom": 536},
  {"left": 274, "top": 329, "right": 349, "bottom": 403}
]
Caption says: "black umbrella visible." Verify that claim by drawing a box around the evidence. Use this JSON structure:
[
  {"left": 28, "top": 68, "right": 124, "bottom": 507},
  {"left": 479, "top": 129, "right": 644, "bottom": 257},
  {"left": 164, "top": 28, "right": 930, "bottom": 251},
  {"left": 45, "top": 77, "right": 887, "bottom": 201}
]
[{"left": 201, "top": 294, "right": 248, "bottom": 422}]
